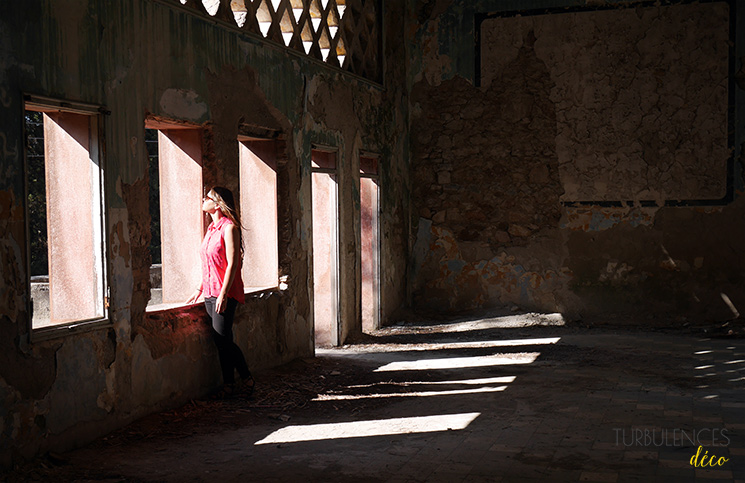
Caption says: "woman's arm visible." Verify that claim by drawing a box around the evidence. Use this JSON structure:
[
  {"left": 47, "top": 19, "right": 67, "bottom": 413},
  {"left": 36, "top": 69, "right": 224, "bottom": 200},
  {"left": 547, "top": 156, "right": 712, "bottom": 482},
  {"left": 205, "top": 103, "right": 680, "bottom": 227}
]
[
  {"left": 185, "top": 283, "right": 203, "bottom": 304},
  {"left": 216, "top": 224, "right": 241, "bottom": 313}
]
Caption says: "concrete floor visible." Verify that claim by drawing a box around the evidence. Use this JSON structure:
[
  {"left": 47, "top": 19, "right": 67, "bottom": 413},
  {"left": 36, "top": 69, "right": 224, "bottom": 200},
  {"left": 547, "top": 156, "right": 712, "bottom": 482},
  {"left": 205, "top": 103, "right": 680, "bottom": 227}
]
[{"left": 7, "top": 313, "right": 745, "bottom": 482}]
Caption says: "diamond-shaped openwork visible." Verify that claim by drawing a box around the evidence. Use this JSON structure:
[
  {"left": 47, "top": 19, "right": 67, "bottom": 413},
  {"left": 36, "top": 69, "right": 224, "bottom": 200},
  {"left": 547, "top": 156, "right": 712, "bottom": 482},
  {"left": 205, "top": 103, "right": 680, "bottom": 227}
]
[{"left": 176, "top": 0, "right": 380, "bottom": 81}]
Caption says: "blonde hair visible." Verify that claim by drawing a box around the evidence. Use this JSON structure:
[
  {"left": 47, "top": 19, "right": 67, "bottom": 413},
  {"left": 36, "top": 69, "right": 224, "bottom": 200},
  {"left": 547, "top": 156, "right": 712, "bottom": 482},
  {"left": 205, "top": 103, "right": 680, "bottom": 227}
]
[{"left": 207, "top": 186, "right": 244, "bottom": 260}]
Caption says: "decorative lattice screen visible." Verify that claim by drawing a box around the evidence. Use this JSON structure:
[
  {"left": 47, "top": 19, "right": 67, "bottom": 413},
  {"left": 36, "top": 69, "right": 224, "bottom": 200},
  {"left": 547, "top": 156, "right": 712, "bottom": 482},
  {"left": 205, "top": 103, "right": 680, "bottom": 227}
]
[{"left": 172, "top": 0, "right": 381, "bottom": 82}]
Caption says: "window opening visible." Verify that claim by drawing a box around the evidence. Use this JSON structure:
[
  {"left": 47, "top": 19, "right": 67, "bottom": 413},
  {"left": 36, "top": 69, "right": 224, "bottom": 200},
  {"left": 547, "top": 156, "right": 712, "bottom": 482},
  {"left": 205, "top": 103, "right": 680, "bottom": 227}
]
[
  {"left": 290, "top": 0, "right": 304, "bottom": 23},
  {"left": 336, "top": 0, "right": 346, "bottom": 19},
  {"left": 301, "top": 22, "right": 314, "bottom": 54},
  {"left": 145, "top": 128, "right": 164, "bottom": 305},
  {"left": 239, "top": 137, "right": 279, "bottom": 290},
  {"left": 327, "top": 7, "right": 339, "bottom": 39},
  {"left": 319, "top": 28, "right": 331, "bottom": 61},
  {"left": 145, "top": 121, "right": 203, "bottom": 309},
  {"left": 256, "top": 0, "right": 273, "bottom": 37},
  {"left": 336, "top": 37, "right": 347, "bottom": 67},
  {"left": 26, "top": 111, "right": 48, "bottom": 279},
  {"left": 25, "top": 101, "right": 107, "bottom": 331},
  {"left": 231, "top": 0, "right": 248, "bottom": 27},
  {"left": 309, "top": 0, "right": 323, "bottom": 31},
  {"left": 279, "top": 8, "right": 295, "bottom": 46},
  {"left": 202, "top": 0, "right": 219, "bottom": 16},
  {"left": 146, "top": 129, "right": 161, "bottom": 266}
]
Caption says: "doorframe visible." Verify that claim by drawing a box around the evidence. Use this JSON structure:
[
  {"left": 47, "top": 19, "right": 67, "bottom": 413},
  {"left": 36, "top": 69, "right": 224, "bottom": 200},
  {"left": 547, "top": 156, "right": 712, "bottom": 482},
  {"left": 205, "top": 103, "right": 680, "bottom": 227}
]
[
  {"left": 311, "top": 146, "right": 341, "bottom": 346},
  {"left": 359, "top": 151, "right": 381, "bottom": 332}
]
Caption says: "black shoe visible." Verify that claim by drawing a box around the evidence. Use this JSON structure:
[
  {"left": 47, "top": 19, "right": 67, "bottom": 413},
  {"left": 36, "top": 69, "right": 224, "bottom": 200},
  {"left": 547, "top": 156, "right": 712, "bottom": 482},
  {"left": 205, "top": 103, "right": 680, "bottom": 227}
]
[
  {"left": 212, "top": 383, "right": 236, "bottom": 399},
  {"left": 241, "top": 377, "right": 255, "bottom": 397}
]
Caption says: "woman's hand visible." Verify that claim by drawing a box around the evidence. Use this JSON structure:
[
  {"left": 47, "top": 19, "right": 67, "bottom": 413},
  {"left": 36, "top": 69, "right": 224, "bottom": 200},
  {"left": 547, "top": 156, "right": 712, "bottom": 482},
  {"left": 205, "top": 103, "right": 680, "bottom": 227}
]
[
  {"left": 186, "top": 289, "right": 202, "bottom": 305},
  {"left": 216, "top": 293, "right": 226, "bottom": 313}
]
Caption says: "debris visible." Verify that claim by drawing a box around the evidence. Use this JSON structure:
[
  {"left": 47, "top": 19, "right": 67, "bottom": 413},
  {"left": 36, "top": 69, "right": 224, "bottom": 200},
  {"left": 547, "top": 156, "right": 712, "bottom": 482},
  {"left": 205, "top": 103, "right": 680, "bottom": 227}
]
[{"left": 46, "top": 453, "right": 67, "bottom": 466}]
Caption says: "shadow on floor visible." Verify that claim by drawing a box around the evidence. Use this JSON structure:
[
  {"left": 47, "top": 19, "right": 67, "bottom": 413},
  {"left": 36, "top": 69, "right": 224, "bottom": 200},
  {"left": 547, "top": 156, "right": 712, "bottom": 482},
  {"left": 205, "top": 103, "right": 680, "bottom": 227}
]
[{"left": 4, "top": 312, "right": 745, "bottom": 482}]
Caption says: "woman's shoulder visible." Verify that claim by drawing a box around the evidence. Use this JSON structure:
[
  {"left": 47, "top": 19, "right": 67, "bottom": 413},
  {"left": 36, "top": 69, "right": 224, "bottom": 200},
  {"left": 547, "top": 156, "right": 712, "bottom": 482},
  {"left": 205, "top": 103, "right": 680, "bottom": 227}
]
[
  {"left": 216, "top": 216, "right": 232, "bottom": 229},
  {"left": 221, "top": 219, "right": 240, "bottom": 235},
  {"left": 221, "top": 217, "right": 237, "bottom": 228}
]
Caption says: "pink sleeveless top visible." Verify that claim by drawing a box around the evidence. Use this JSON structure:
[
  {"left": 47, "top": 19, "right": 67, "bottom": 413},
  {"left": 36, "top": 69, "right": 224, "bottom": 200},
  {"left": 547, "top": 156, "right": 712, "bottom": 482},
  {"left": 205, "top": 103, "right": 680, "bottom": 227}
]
[{"left": 200, "top": 217, "right": 245, "bottom": 303}]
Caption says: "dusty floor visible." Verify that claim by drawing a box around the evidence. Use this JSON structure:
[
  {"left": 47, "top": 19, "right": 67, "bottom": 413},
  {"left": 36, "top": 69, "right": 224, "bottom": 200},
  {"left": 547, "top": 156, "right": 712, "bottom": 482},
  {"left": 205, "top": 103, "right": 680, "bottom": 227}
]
[{"left": 4, "top": 313, "right": 745, "bottom": 482}]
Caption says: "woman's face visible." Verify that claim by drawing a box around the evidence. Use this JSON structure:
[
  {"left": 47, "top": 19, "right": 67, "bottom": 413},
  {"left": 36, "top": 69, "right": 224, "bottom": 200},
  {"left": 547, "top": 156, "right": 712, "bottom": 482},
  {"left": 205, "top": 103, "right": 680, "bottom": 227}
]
[{"left": 202, "top": 191, "right": 218, "bottom": 213}]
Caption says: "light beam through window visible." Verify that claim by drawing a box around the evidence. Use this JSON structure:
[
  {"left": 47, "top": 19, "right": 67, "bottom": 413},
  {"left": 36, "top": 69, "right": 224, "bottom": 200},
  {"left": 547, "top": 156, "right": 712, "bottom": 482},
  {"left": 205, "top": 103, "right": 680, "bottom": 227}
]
[{"left": 254, "top": 412, "right": 481, "bottom": 445}]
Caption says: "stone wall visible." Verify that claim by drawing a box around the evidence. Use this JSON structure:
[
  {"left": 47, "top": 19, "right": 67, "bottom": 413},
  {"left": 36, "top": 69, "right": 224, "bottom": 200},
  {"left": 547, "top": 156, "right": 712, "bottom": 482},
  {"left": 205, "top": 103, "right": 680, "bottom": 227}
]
[
  {"left": 481, "top": 3, "right": 729, "bottom": 203},
  {"left": 407, "top": 0, "right": 745, "bottom": 322}
]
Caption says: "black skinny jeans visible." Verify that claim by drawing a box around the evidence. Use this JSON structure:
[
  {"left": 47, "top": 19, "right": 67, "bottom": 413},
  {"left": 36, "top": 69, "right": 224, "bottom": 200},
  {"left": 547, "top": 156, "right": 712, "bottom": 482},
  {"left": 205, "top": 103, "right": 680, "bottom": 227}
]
[{"left": 204, "top": 297, "right": 251, "bottom": 385}]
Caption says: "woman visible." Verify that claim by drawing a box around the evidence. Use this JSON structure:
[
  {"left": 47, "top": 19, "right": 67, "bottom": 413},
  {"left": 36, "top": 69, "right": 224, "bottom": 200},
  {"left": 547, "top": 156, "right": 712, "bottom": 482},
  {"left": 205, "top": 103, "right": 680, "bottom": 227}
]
[{"left": 187, "top": 186, "right": 254, "bottom": 397}]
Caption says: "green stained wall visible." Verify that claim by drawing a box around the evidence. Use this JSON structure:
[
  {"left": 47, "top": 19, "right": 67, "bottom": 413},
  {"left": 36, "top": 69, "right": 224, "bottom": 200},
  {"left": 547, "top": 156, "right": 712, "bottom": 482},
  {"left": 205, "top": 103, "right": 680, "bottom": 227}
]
[{"left": 0, "top": 0, "right": 410, "bottom": 466}]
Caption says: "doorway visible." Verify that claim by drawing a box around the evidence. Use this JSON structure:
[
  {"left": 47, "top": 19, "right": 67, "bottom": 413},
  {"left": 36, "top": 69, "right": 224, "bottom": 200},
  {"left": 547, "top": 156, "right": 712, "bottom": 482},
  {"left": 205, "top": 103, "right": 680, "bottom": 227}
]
[
  {"left": 311, "top": 149, "right": 340, "bottom": 347},
  {"left": 360, "top": 155, "right": 380, "bottom": 333}
]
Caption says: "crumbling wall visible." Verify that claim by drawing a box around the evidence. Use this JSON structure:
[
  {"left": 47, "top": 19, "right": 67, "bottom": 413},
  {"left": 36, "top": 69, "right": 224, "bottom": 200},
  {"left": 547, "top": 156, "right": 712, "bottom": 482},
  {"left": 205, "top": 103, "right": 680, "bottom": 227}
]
[
  {"left": 410, "top": 42, "right": 568, "bottom": 312},
  {"left": 0, "top": 0, "right": 408, "bottom": 467},
  {"left": 481, "top": 4, "right": 729, "bottom": 203},
  {"left": 379, "top": 1, "right": 411, "bottom": 326},
  {"left": 408, "top": 0, "right": 744, "bottom": 322}
]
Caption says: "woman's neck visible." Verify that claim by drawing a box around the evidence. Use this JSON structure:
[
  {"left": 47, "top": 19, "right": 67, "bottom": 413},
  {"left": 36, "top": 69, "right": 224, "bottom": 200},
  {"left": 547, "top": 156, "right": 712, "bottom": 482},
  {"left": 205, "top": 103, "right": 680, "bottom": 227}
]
[{"left": 209, "top": 210, "right": 224, "bottom": 224}]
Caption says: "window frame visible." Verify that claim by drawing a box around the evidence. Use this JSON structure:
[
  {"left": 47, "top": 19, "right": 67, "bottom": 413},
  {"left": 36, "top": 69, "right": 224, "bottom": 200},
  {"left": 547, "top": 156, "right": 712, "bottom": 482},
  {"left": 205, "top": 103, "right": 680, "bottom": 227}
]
[{"left": 23, "top": 95, "right": 111, "bottom": 341}]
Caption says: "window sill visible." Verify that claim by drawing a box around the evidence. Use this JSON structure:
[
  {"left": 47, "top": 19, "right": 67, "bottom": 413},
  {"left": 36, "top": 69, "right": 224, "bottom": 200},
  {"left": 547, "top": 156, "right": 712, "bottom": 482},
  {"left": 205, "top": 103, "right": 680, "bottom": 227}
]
[
  {"left": 145, "top": 300, "right": 202, "bottom": 314},
  {"left": 244, "top": 285, "right": 280, "bottom": 297},
  {"left": 30, "top": 317, "right": 112, "bottom": 343},
  {"left": 144, "top": 286, "right": 280, "bottom": 314}
]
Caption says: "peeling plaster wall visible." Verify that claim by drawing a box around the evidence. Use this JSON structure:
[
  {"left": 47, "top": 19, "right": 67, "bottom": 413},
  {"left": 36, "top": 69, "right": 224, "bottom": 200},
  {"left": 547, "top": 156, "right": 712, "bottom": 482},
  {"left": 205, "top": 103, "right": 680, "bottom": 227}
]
[
  {"left": 407, "top": 0, "right": 745, "bottom": 322},
  {"left": 0, "top": 0, "right": 408, "bottom": 466},
  {"left": 481, "top": 4, "right": 730, "bottom": 203}
]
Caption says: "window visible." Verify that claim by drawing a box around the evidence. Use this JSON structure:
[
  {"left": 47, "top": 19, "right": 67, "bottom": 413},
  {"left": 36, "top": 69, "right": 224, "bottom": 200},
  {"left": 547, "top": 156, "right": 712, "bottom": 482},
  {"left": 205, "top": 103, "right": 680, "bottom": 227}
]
[
  {"left": 238, "top": 137, "right": 279, "bottom": 290},
  {"left": 24, "top": 98, "right": 107, "bottom": 331},
  {"left": 145, "top": 120, "right": 203, "bottom": 309}
]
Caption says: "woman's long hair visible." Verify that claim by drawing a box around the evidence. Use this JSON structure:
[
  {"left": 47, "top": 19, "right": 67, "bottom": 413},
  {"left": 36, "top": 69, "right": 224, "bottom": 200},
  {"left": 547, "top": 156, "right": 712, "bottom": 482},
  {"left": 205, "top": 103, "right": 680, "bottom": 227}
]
[{"left": 207, "top": 186, "right": 244, "bottom": 260}]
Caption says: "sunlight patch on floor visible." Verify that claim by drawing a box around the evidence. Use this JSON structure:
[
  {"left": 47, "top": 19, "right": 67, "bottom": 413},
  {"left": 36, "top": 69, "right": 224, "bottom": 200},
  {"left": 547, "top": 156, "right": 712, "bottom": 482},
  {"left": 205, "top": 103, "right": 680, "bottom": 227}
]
[
  {"left": 314, "top": 386, "right": 508, "bottom": 401},
  {"left": 326, "top": 337, "right": 561, "bottom": 354},
  {"left": 374, "top": 353, "right": 539, "bottom": 372},
  {"left": 436, "top": 313, "right": 566, "bottom": 332},
  {"left": 345, "top": 376, "right": 517, "bottom": 388},
  {"left": 254, "top": 412, "right": 481, "bottom": 445}
]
